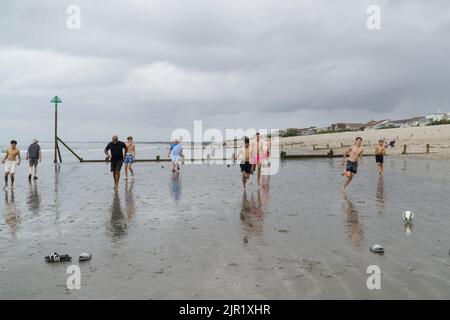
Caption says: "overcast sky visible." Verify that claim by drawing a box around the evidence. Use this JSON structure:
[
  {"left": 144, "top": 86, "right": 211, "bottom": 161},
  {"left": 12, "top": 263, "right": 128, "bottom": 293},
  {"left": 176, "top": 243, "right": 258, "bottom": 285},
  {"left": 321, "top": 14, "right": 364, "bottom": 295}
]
[{"left": 1, "top": 0, "right": 450, "bottom": 142}]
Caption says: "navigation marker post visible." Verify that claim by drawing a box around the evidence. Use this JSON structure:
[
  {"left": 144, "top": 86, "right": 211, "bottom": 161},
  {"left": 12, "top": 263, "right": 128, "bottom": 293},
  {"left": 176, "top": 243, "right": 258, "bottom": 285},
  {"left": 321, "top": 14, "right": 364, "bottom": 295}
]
[{"left": 51, "top": 96, "right": 63, "bottom": 164}]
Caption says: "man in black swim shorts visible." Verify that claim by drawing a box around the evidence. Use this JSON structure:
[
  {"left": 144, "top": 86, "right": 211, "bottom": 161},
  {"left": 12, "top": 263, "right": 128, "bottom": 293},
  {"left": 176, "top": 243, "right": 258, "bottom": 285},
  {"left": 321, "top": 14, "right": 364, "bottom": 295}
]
[
  {"left": 375, "top": 139, "right": 385, "bottom": 176},
  {"left": 105, "top": 135, "right": 127, "bottom": 191},
  {"left": 238, "top": 137, "right": 252, "bottom": 189}
]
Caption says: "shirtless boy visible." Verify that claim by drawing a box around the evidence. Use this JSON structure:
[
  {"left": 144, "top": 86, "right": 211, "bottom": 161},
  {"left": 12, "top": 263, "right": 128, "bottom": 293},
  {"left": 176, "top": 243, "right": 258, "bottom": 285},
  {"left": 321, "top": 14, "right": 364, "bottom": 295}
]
[
  {"left": 341, "top": 137, "right": 364, "bottom": 191},
  {"left": 239, "top": 137, "right": 252, "bottom": 189},
  {"left": 124, "top": 136, "right": 136, "bottom": 180},
  {"left": 375, "top": 139, "right": 386, "bottom": 176},
  {"left": 2, "top": 140, "right": 21, "bottom": 190}
]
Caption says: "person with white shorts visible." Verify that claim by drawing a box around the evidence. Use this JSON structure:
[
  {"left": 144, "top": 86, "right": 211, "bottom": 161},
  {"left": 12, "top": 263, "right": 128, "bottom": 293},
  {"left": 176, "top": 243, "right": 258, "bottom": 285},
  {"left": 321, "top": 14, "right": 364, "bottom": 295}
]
[{"left": 2, "top": 140, "right": 21, "bottom": 190}]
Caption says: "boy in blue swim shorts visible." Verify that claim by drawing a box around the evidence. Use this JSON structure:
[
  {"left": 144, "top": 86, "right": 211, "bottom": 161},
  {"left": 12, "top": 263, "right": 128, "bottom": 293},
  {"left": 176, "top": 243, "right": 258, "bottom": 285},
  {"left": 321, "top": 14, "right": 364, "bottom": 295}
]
[{"left": 124, "top": 136, "right": 136, "bottom": 180}]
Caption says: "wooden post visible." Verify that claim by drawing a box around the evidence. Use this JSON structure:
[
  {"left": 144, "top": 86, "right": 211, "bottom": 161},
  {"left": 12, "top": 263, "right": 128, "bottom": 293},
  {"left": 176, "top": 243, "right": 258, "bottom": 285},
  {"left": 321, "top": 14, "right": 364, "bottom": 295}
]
[
  {"left": 233, "top": 138, "right": 237, "bottom": 164},
  {"left": 313, "top": 144, "right": 316, "bottom": 150},
  {"left": 402, "top": 144, "right": 407, "bottom": 154},
  {"left": 156, "top": 155, "right": 160, "bottom": 161},
  {"left": 426, "top": 144, "right": 430, "bottom": 153}
]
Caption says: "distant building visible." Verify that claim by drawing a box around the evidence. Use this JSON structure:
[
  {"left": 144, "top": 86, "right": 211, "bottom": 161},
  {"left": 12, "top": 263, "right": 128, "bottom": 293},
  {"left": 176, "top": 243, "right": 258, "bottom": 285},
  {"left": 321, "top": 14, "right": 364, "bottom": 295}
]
[
  {"left": 316, "top": 126, "right": 331, "bottom": 133},
  {"left": 299, "top": 127, "right": 317, "bottom": 136},
  {"left": 365, "top": 119, "right": 390, "bottom": 130},
  {"left": 330, "top": 123, "right": 366, "bottom": 132},
  {"left": 425, "top": 112, "right": 446, "bottom": 123},
  {"left": 391, "top": 116, "right": 427, "bottom": 128}
]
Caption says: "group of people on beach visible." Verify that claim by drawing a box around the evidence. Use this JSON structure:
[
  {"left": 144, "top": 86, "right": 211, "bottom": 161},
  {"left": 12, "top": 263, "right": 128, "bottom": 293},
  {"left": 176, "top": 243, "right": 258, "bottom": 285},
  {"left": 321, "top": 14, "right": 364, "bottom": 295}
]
[
  {"left": 237, "top": 132, "right": 272, "bottom": 189},
  {"left": 2, "top": 139, "right": 42, "bottom": 190},
  {"left": 3, "top": 134, "right": 386, "bottom": 192},
  {"left": 341, "top": 137, "right": 386, "bottom": 191},
  {"left": 103, "top": 135, "right": 183, "bottom": 190}
]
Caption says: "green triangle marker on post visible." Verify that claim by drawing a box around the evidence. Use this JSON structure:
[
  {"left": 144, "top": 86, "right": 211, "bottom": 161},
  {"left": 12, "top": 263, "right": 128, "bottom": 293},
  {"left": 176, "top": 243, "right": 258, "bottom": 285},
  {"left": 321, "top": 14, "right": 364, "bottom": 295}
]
[{"left": 50, "top": 96, "right": 62, "bottom": 104}]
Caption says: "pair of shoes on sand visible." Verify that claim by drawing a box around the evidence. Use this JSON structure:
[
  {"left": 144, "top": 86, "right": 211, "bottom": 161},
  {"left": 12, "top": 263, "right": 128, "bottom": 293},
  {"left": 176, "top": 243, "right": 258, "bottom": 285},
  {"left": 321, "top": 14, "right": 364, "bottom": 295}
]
[{"left": 45, "top": 252, "right": 92, "bottom": 263}]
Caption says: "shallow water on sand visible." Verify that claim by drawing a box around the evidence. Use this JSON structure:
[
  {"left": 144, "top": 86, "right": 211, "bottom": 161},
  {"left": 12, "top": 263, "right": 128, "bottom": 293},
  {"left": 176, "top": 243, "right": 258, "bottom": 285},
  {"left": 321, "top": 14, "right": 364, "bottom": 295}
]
[{"left": 1, "top": 157, "right": 450, "bottom": 299}]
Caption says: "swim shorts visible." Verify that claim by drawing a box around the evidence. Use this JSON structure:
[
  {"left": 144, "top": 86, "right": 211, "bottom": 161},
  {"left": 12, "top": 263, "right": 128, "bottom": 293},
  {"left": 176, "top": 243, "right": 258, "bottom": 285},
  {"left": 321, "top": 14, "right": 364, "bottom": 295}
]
[
  {"left": 111, "top": 160, "right": 123, "bottom": 172},
  {"left": 171, "top": 155, "right": 181, "bottom": 163},
  {"left": 4, "top": 160, "right": 16, "bottom": 174},
  {"left": 346, "top": 160, "right": 358, "bottom": 174},
  {"left": 124, "top": 154, "right": 135, "bottom": 164},
  {"left": 375, "top": 155, "right": 384, "bottom": 164},
  {"left": 240, "top": 162, "right": 252, "bottom": 174}
]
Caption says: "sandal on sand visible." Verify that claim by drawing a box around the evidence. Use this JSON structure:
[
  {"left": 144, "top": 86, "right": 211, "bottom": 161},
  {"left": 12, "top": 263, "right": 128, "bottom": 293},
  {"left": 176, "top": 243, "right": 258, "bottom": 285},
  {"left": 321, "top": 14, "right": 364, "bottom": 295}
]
[{"left": 45, "top": 252, "right": 72, "bottom": 262}]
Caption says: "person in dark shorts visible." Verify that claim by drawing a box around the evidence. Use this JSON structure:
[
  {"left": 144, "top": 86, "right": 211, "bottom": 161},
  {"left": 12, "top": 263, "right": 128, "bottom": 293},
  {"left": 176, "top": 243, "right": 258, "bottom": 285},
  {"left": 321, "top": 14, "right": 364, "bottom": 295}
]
[
  {"left": 375, "top": 139, "right": 386, "bottom": 176},
  {"left": 341, "top": 137, "right": 364, "bottom": 191},
  {"left": 346, "top": 159, "right": 358, "bottom": 174},
  {"left": 105, "top": 135, "right": 127, "bottom": 191},
  {"left": 26, "top": 139, "right": 41, "bottom": 180},
  {"left": 238, "top": 137, "right": 252, "bottom": 189}
]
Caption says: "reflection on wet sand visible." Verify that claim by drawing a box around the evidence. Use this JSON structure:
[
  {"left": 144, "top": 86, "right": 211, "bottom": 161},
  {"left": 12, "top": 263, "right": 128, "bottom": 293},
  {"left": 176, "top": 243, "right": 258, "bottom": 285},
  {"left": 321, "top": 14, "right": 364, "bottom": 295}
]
[
  {"left": 240, "top": 179, "right": 270, "bottom": 240},
  {"left": 54, "top": 164, "right": 61, "bottom": 222},
  {"left": 4, "top": 190, "right": 20, "bottom": 236},
  {"left": 110, "top": 192, "right": 127, "bottom": 239},
  {"left": 375, "top": 176, "right": 385, "bottom": 215},
  {"left": 170, "top": 172, "right": 182, "bottom": 203},
  {"left": 125, "top": 181, "right": 136, "bottom": 220},
  {"left": 27, "top": 181, "right": 41, "bottom": 215},
  {"left": 342, "top": 193, "right": 364, "bottom": 248}
]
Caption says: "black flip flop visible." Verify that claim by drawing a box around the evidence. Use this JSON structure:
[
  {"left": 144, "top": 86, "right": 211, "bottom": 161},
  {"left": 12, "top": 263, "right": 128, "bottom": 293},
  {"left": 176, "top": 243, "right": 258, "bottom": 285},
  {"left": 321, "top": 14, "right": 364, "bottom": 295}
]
[{"left": 45, "top": 252, "right": 72, "bottom": 262}]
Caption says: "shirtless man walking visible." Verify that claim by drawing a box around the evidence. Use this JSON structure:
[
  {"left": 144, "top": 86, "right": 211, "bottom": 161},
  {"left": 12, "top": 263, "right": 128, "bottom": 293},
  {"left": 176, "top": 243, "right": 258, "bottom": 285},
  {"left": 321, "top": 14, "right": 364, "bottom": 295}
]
[
  {"left": 238, "top": 137, "right": 252, "bottom": 189},
  {"left": 124, "top": 136, "right": 136, "bottom": 180},
  {"left": 375, "top": 139, "right": 386, "bottom": 176},
  {"left": 341, "top": 137, "right": 364, "bottom": 191},
  {"left": 2, "top": 140, "right": 21, "bottom": 190},
  {"left": 251, "top": 132, "right": 264, "bottom": 183}
]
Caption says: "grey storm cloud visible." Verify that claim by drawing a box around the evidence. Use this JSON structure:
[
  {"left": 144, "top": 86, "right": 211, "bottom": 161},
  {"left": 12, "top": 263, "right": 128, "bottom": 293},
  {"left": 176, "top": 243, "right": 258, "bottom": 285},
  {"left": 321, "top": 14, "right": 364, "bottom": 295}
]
[{"left": 1, "top": 0, "right": 450, "bottom": 142}]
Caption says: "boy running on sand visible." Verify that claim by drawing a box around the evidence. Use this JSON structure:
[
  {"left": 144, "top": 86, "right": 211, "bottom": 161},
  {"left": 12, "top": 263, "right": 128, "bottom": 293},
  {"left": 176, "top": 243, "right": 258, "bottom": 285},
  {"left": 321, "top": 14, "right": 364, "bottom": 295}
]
[
  {"left": 375, "top": 139, "right": 386, "bottom": 176},
  {"left": 341, "top": 137, "right": 364, "bottom": 191},
  {"left": 2, "top": 140, "right": 21, "bottom": 190}
]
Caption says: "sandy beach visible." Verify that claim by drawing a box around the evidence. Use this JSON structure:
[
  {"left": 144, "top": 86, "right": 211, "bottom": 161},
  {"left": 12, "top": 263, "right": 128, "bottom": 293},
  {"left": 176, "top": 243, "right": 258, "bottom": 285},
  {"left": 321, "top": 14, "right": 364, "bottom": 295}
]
[
  {"left": 279, "top": 124, "right": 450, "bottom": 160},
  {"left": 1, "top": 150, "right": 450, "bottom": 299}
]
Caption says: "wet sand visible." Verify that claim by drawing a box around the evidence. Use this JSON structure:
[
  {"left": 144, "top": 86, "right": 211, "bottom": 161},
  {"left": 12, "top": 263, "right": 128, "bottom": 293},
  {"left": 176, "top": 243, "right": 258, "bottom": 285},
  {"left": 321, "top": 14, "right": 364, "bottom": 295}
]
[{"left": 1, "top": 156, "right": 450, "bottom": 299}]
